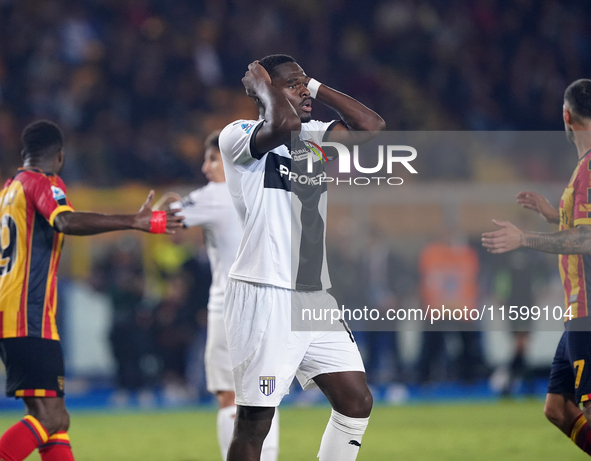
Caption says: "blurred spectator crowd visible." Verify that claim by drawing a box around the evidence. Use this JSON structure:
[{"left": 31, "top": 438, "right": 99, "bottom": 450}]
[
  {"left": 1, "top": 0, "right": 590, "bottom": 184},
  {"left": 88, "top": 233, "right": 212, "bottom": 404}
]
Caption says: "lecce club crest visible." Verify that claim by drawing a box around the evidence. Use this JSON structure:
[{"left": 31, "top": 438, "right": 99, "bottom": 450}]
[{"left": 259, "top": 376, "right": 276, "bottom": 396}]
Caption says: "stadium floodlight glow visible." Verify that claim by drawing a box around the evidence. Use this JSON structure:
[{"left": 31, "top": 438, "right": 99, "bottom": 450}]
[{"left": 306, "top": 141, "right": 418, "bottom": 175}]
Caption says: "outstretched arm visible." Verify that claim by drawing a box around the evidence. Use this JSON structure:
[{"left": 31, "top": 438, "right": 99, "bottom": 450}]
[
  {"left": 53, "top": 191, "right": 184, "bottom": 236},
  {"left": 481, "top": 219, "right": 591, "bottom": 254}
]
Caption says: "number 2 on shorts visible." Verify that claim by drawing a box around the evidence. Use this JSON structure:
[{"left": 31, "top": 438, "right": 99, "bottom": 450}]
[{"left": 574, "top": 359, "right": 585, "bottom": 389}]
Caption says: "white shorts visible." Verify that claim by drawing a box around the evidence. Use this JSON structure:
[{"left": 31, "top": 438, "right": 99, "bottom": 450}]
[
  {"left": 224, "top": 278, "right": 365, "bottom": 407},
  {"left": 204, "top": 310, "right": 234, "bottom": 393}
]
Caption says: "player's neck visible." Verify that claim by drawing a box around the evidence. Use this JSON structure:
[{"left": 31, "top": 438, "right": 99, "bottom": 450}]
[
  {"left": 574, "top": 132, "right": 591, "bottom": 159},
  {"left": 23, "top": 158, "right": 54, "bottom": 173}
]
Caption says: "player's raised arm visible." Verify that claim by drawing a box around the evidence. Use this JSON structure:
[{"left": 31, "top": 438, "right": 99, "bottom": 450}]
[
  {"left": 516, "top": 191, "right": 560, "bottom": 224},
  {"left": 53, "top": 190, "right": 184, "bottom": 236},
  {"left": 481, "top": 219, "right": 591, "bottom": 255},
  {"left": 309, "top": 77, "right": 386, "bottom": 147},
  {"left": 243, "top": 61, "right": 301, "bottom": 154}
]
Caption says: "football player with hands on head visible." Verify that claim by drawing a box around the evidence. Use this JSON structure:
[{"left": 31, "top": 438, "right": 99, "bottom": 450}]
[{"left": 219, "top": 55, "right": 385, "bottom": 461}]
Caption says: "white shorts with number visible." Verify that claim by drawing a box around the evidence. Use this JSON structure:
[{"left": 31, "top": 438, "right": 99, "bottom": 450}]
[
  {"left": 224, "top": 278, "right": 365, "bottom": 407},
  {"left": 204, "top": 310, "right": 234, "bottom": 393}
]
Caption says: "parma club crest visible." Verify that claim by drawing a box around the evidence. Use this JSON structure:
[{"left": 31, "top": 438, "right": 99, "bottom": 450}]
[{"left": 259, "top": 376, "right": 276, "bottom": 396}]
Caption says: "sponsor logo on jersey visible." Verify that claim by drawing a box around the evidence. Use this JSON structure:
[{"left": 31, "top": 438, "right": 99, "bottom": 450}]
[
  {"left": 291, "top": 140, "right": 328, "bottom": 163},
  {"left": 51, "top": 186, "right": 66, "bottom": 201},
  {"left": 259, "top": 376, "right": 276, "bottom": 396},
  {"left": 304, "top": 140, "right": 328, "bottom": 162},
  {"left": 241, "top": 123, "right": 254, "bottom": 134},
  {"left": 278, "top": 164, "right": 326, "bottom": 186}
]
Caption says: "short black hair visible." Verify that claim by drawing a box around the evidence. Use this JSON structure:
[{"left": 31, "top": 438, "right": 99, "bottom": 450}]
[
  {"left": 205, "top": 130, "right": 220, "bottom": 150},
  {"left": 259, "top": 54, "right": 297, "bottom": 79},
  {"left": 21, "top": 120, "right": 64, "bottom": 159},
  {"left": 565, "top": 79, "right": 591, "bottom": 121}
]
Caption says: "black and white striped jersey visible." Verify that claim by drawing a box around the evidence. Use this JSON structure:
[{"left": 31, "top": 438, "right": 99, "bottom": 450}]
[{"left": 219, "top": 118, "right": 339, "bottom": 291}]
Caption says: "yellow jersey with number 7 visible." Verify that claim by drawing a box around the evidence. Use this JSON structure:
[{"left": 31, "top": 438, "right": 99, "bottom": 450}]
[{"left": 558, "top": 150, "right": 591, "bottom": 320}]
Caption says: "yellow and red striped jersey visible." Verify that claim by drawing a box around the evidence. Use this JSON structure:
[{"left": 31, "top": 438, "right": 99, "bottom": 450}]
[
  {"left": 0, "top": 167, "right": 74, "bottom": 339},
  {"left": 559, "top": 150, "right": 591, "bottom": 320}
]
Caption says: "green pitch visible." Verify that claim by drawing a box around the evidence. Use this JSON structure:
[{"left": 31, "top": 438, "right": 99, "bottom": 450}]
[{"left": 2, "top": 400, "right": 587, "bottom": 460}]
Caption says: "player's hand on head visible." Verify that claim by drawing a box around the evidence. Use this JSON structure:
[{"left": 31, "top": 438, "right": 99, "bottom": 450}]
[
  {"left": 135, "top": 190, "right": 185, "bottom": 234},
  {"left": 516, "top": 191, "right": 559, "bottom": 223},
  {"left": 242, "top": 61, "right": 271, "bottom": 98},
  {"left": 481, "top": 219, "right": 524, "bottom": 254}
]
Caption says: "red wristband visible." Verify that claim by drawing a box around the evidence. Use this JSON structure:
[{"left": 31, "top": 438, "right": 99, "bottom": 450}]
[{"left": 149, "top": 211, "right": 167, "bottom": 234}]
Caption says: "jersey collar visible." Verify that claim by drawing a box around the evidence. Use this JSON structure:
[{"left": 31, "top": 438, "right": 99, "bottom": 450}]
[
  {"left": 579, "top": 148, "right": 591, "bottom": 163},
  {"left": 18, "top": 166, "right": 53, "bottom": 176}
]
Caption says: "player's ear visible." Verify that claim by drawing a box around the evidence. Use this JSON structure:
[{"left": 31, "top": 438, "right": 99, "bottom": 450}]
[
  {"left": 563, "top": 107, "right": 572, "bottom": 126},
  {"left": 56, "top": 149, "right": 65, "bottom": 169}
]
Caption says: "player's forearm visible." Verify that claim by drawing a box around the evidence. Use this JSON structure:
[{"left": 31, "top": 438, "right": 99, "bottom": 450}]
[
  {"left": 54, "top": 211, "right": 138, "bottom": 235},
  {"left": 315, "top": 85, "right": 385, "bottom": 132},
  {"left": 257, "top": 81, "right": 301, "bottom": 133},
  {"left": 547, "top": 209, "right": 561, "bottom": 224},
  {"left": 522, "top": 226, "right": 591, "bottom": 254}
]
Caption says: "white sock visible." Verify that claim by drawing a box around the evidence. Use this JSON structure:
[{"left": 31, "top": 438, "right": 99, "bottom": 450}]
[
  {"left": 217, "top": 405, "right": 237, "bottom": 460},
  {"left": 317, "top": 410, "right": 369, "bottom": 461},
  {"left": 261, "top": 409, "right": 279, "bottom": 461}
]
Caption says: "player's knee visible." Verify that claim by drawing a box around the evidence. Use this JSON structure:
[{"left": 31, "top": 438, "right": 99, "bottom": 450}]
[
  {"left": 235, "top": 406, "right": 274, "bottom": 440},
  {"left": 338, "top": 388, "right": 373, "bottom": 419},
  {"left": 543, "top": 400, "right": 564, "bottom": 427},
  {"left": 42, "top": 408, "right": 69, "bottom": 435},
  {"left": 582, "top": 403, "right": 591, "bottom": 424},
  {"left": 355, "top": 389, "right": 373, "bottom": 418},
  {"left": 26, "top": 403, "right": 70, "bottom": 435},
  {"left": 59, "top": 409, "right": 70, "bottom": 432}
]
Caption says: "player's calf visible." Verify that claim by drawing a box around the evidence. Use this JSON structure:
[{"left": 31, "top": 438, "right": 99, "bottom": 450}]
[
  {"left": 314, "top": 372, "right": 372, "bottom": 461},
  {"left": 227, "top": 406, "right": 275, "bottom": 461},
  {"left": 16, "top": 397, "right": 75, "bottom": 461},
  {"left": 0, "top": 399, "right": 73, "bottom": 461}
]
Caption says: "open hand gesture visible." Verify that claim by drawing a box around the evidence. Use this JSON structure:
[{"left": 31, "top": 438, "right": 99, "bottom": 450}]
[
  {"left": 516, "top": 191, "right": 560, "bottom": 224},
  {"left": 135, "top": 190, "right": 184, "bottom": 234},
  {"left": 481, "top": 219, "right": 524, "bottom": 254}
]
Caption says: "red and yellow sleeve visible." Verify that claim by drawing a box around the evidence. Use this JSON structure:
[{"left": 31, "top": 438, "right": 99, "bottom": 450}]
[
  {"left": 573, "top": 162, "right": 591, "bottom": 227},
  {"left": 30, "top": 175, "right": 74, "bottom": 227}
]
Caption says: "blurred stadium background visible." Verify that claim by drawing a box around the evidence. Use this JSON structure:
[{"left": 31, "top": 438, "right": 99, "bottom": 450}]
[{"left": 1, "top": 0, "right": 590, "bottom": 459}]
